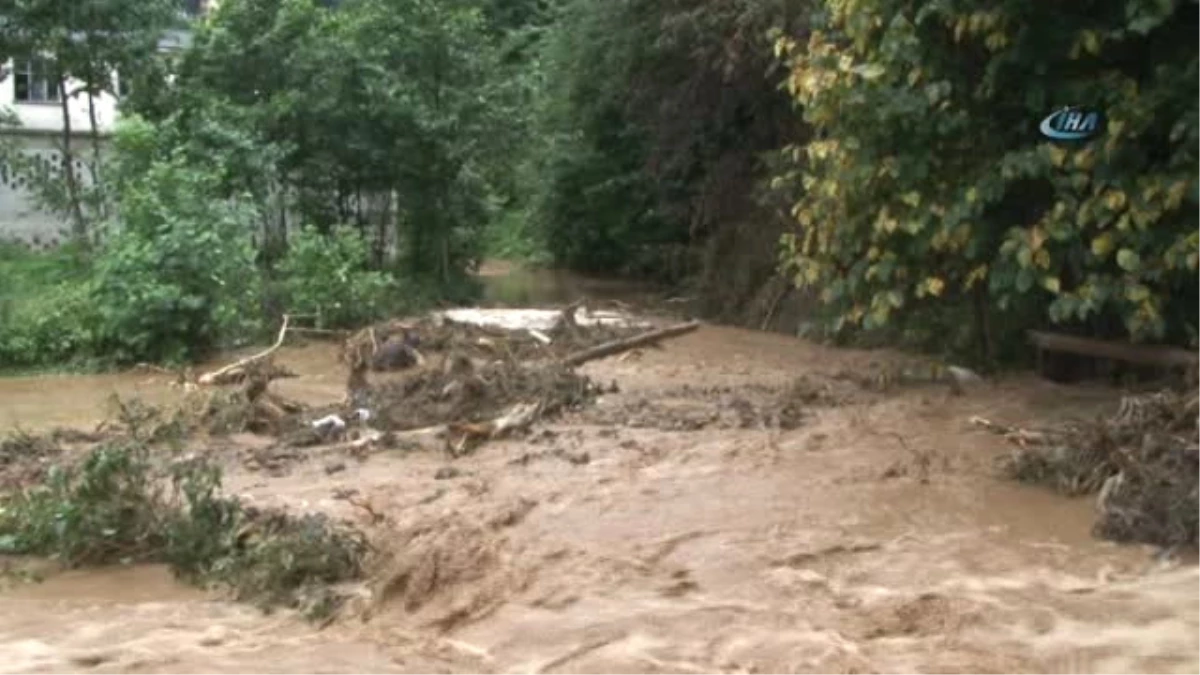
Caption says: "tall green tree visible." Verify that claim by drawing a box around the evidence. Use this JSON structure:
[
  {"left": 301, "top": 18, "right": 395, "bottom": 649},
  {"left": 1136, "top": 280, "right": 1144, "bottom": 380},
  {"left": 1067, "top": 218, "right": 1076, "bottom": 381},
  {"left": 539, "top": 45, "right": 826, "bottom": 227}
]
[
  {"left": 530, "top": 0, "right": 810, "bottom": 326},
  {"left": 172, "top": 0, "right": 505, "bottom": 285}
]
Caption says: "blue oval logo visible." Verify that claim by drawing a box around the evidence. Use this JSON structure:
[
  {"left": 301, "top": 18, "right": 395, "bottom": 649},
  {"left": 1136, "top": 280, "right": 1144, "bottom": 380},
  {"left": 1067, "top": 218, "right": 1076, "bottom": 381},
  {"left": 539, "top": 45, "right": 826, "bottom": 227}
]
[{"left": 1039, "top": 106, "right": 1105, "bottom": 142}]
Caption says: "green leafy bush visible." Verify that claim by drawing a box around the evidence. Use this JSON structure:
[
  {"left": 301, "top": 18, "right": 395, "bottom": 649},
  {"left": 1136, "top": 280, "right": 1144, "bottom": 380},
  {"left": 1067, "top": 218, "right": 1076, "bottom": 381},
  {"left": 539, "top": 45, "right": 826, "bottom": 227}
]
[
  {"left": 0, "top": 244, "right": 100, "bottom": 371},
  {"left": 775, "top": 0, "right": 1198, "bottom": 358},
  {"left": 89, "top": 152, "right": 264, "bottom": 365},
  {"left": 276, "top": 225, "right": 399, "bottom": 329}
]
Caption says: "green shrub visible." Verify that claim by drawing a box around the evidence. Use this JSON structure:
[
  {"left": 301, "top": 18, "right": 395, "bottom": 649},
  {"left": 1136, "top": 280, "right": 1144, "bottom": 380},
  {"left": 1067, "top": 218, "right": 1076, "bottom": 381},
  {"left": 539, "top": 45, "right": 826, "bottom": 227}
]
[
  {"left": 277, "top": 225, "right": 400, "bottom": 329},
  {"left": 0, "top": 244, "right": 99, "bottom": 371},
  {"left": 89, "top": 155, "right": 264, "bottom": 365}
]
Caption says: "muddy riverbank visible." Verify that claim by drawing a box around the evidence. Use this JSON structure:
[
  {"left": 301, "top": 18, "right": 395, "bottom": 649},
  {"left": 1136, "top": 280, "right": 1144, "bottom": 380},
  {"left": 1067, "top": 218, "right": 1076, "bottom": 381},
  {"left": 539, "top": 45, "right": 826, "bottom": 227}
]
[{"left": 0, "top": 267, "right": 1196, "bottom": 674}]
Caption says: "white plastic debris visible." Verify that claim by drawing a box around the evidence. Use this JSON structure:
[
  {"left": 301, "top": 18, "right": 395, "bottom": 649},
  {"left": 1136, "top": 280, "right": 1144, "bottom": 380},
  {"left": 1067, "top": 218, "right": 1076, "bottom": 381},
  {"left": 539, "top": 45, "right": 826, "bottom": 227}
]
[
  {"left": 946, "top": 365, "right": 982, "bottom": 383},
  {"left": 312, "top": 414, "right": 347, "bottom": 432},
  {"left": 355, "top": 408, "right": 372, "bottom": 422}
]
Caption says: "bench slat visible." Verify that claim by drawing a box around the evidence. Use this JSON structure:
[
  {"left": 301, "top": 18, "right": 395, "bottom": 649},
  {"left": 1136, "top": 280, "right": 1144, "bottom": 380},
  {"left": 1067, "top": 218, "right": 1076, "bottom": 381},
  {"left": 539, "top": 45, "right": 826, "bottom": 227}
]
[{"left": 1027, "top": 330, "right": 1198, "bottom": 368}]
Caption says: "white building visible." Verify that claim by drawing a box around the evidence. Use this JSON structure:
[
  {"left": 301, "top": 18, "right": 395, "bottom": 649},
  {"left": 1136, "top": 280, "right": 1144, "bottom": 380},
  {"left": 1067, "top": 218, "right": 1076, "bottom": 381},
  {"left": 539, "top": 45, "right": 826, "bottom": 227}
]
[{"left": 0, "top": 4, "right": 212, "bottom": 248}]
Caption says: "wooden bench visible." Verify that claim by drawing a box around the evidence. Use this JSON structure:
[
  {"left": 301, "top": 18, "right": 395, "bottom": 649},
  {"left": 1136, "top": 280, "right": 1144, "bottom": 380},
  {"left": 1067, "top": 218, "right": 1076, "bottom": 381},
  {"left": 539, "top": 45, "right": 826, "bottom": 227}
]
[{"left": 1028, "top": 330, "right": 1199, "bottom": 384}]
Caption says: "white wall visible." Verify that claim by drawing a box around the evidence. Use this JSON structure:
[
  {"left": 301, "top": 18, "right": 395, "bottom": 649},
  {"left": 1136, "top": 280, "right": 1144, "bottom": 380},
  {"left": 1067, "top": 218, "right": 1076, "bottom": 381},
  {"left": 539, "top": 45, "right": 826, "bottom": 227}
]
[
  {"left": 0, "top": 134, "right": 101, "bottom": 249},
  {"left": 0, "top": 61, "right": 121, "bottom": 136},
  {"left": 0, "top": 61, "right": 118, "bottom": 248}
]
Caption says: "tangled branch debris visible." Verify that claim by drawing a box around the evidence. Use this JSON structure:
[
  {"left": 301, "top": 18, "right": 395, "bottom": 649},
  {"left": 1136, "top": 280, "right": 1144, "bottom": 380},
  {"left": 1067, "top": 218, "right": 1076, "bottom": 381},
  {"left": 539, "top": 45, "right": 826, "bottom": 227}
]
[
  {"left": 984, "top": 389, "right": 1198, "bottom": 547},
  {"left": 175, "top": 307, "right": 699, "bottom": 456}
]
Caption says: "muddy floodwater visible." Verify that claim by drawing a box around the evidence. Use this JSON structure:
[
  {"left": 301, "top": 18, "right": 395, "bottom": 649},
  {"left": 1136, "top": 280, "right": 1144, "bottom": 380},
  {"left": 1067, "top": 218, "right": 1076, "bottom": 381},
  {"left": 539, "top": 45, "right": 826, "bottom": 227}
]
[{"left": 0, "top": 265, "right": 1196, "bottom": 673}]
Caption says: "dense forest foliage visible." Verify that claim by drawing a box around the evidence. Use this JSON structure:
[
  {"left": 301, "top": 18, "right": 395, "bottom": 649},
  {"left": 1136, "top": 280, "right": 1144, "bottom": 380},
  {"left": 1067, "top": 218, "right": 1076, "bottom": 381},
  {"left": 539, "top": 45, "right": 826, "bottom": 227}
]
[{"left": 0, "top": 0, "right": 1195, "bottom": 371}]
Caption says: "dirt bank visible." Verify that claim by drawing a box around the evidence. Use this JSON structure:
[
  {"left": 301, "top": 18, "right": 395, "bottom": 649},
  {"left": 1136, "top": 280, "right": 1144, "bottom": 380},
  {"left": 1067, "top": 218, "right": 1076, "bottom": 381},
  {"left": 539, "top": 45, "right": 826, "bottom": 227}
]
[{"left": 0, "top": 323, "right": 1196, "bottom": 673}]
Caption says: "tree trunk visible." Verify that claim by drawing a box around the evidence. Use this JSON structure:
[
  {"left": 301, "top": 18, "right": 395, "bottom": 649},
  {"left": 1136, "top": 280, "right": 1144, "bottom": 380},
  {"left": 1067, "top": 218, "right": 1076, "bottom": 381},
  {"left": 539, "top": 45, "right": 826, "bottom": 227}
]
[
  {"left": 972, "top": 285, "right": 996, "bottom": 370},
  {"left": 85, "top": 83, "right": 106, "bottom": 222},
  {"left": 58, "top": 77, "right": 88, "bottom": 249}
]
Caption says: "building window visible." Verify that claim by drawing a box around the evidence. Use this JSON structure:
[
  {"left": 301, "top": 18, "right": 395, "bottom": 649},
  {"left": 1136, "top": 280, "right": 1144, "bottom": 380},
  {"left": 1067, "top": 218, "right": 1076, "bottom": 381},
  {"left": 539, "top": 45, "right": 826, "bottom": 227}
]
[
  {"left": 13, "top": 58, "right": 60, "bottom": 104},
  {"left": 115, "top": 73, "right": 130, "bottom": 98}
]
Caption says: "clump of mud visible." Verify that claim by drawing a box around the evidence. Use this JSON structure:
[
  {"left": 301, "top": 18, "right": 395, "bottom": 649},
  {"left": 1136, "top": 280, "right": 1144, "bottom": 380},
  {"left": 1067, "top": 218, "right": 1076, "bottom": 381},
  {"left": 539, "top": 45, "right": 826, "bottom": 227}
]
[
  {"left": 1000, "top": 389, "right": 1198, "bottom": 547},
  {"left": 367, "top": 360, "right": 598, "bottom": 433},
  {"left": 577, "top": 375, "right": 849, "bottom": 432}
]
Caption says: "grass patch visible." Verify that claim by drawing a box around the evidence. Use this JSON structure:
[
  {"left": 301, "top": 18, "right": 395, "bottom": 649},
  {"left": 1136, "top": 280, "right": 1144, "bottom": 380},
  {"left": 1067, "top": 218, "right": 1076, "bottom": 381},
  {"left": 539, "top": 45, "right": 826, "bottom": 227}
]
[{"left": 0, "top": 243, "right": 101, "bottom": 374}]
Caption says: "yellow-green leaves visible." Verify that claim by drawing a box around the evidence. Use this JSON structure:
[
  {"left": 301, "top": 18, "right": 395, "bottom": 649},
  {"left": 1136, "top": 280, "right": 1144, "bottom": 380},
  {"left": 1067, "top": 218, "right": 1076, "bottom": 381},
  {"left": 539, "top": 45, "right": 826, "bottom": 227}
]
[
  {"left": 1116, "top": 248, "right": 1141, "bottom": 272},
  {"left": 1091, "top": 233, "right": 1114, "bottom": 258},
  {"left": 1070, "top": 30, "right": 1102, "bottom": 59},
  {"left": 1047, "top": 145, "right": 1067, "bottom": 168},
  {"left": 1125, "top": 284, "right": 1151, "bottom": 302},
  {"left": 772, "top": 0, "right": 1194, "bottom": 346},
  {"left": 1166, "top": 179, "right": 1190, "bottom": 210},
  {"left": 917, "top": 276, "right": 946, "bottom": 298}
]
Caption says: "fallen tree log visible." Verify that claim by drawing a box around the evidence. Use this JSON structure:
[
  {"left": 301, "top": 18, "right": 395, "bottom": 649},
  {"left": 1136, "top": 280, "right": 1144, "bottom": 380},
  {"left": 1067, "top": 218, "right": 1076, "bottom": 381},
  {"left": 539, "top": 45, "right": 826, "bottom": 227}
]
[
  {"left": 199, "top": 315, "right": 292, "bottom": 385},
  {"left": 560, "top": 320, "right": 701, "bottom": 367},
  {"left": 1027, "top": 330, "right": 1198, "bottom": 369}
]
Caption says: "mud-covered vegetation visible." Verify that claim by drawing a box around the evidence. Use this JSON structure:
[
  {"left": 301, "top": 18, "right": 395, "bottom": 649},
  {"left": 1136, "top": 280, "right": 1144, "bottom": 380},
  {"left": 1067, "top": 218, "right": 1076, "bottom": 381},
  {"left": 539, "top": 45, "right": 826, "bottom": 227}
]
[
  {"left": 0, "top": 429, "right": 366, "bottom": 619},
  {"left": 997, "top": 390, "right": 1198, "bottom": 548}
]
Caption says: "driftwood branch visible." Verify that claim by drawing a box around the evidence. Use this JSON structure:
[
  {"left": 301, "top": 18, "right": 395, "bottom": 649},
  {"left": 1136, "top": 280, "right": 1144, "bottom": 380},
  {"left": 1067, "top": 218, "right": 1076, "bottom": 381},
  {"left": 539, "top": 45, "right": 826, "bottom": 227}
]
[
  {"left": 199, "top": 314, "right": 291, "bottom": 385},
  {"left": 561, "top": 320, "right": 701, "bottom": 367},
  {"left": 327, "top": 403, "right": 542, "bottom": 456}
]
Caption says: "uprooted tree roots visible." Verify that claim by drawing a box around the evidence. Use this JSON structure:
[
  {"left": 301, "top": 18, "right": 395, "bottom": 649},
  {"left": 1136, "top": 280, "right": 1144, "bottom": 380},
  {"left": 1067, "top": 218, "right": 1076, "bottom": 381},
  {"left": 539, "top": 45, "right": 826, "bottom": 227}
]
[{"left": 986, "top": 390, "right": 1199, "bottom": 548}]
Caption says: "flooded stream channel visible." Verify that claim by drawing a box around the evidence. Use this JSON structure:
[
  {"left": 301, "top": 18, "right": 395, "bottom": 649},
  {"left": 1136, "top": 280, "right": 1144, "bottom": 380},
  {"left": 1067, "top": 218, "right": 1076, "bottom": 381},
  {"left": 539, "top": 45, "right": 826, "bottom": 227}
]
[{"left": 0, "top": 264, "right": 1196, "bottom": 673}]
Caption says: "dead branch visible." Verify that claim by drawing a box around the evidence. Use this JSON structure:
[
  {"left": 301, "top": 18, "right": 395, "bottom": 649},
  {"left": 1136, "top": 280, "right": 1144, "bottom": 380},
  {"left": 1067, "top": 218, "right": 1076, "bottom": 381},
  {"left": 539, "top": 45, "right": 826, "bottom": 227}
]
[
  {"left": 970, "top": 415, "right": 1057, "bottom": 447},
  {"left": 551, "top": 299, "right": 587, "bottom": 338},
  {"left": 760, "top": 281, "right": 790, "bottom": 331},
  {"left": 288, "top": 327, "right": 353, "bottom": 337},
  {"left": 332, "top": 403, "right": 542, "bottom": 457},
  {"left": 199, "top": 314, "right": 292, "bottom": 386},
  {"left": 560, "top": 320, "right": 701, "bottom": 367}
]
